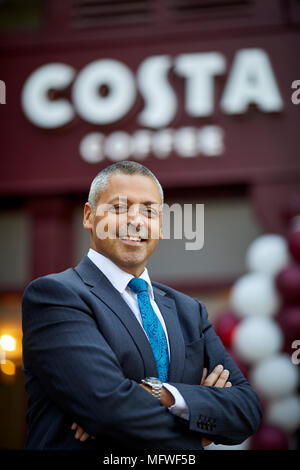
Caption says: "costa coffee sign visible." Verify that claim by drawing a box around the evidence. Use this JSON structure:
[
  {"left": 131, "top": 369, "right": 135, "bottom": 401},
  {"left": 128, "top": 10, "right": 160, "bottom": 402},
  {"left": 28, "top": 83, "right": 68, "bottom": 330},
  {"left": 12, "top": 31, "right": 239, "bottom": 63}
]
[{"left": 21, "top": 48, "right": 283, "bottom": 164}]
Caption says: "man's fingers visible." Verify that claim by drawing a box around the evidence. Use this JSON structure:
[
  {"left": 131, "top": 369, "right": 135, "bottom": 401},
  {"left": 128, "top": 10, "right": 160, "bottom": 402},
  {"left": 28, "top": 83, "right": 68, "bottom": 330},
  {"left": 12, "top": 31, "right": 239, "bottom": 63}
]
[
  {"left": 75, "top": 427, "right": 83, "bottom": 439},
  {"left": 201, "top": 368, "right": 208, "bottom": 385},
  {"left": 203, "top": 364, "right": 224, "bottom": 386},
  {"left": 215, "top": 369, "right": 230, "bottom": 388},
  {"left": 75, "top": 425, "right": 87, "bottom": 439},
  {"left": 202, "top": 365, "right": 232, "bottom": 388},
  {"left": 73, "top": 424, "right": 91, "bottom": 441},
  {"left": 79, "top": 432, "right": 90, "bottom": 442}
]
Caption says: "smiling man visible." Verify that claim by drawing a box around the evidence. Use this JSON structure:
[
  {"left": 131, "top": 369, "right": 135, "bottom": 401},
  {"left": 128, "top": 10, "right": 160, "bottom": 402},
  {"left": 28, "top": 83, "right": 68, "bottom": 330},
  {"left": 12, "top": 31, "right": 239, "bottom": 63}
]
[
  {"left": 84, "top": 170, "right": 163, "bottom": 277},
  {"left": 22, "top": 161, "right": 261, "bottom": 450}
]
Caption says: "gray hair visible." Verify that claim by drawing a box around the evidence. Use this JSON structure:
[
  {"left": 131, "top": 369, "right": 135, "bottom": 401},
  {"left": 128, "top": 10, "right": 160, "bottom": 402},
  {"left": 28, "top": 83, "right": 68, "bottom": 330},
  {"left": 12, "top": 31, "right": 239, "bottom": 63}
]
[{"left": 88, "top": 161, "right": 164, "bottom": 213}]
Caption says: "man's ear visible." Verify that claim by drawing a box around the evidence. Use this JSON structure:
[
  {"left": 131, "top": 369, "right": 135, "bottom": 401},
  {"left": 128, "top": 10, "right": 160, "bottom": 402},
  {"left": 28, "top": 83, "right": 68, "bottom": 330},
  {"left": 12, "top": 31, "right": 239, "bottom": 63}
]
[{"left": 83, "top": 202, "right": 93, "bottom": 230}]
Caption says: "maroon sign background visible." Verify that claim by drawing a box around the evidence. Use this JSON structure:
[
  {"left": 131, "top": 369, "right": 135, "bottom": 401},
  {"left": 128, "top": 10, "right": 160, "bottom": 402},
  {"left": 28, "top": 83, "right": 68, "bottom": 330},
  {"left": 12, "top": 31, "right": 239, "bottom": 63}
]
[
  {"left": 0, "top": 0, "right": 299, "bottom": 200},
  {"left": 0, "top": 34, "right": 299, "bottom": 195}
]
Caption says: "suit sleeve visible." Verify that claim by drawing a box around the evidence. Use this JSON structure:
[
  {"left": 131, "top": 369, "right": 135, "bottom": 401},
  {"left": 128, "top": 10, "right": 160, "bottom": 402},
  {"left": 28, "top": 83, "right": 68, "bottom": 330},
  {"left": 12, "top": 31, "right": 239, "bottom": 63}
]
[
  {"left": 169, "top": 301, "right": 262, "bottom": 445},
  {"left": 22, "top": 277, "right": 204, "bottom": 450}
]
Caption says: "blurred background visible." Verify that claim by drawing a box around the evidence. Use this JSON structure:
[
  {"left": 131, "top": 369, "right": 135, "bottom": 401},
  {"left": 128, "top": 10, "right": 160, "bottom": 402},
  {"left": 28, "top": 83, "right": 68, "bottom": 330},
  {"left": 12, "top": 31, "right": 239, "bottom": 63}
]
[{"left": 0, "top": 0, "right": 299, "bottom": 450}]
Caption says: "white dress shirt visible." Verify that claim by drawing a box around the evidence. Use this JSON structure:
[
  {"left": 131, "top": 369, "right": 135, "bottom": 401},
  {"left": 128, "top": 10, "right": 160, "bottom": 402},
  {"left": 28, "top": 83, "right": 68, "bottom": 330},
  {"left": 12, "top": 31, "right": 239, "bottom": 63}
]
[{"left": 87, "top": 248, "right": 189, "bottom": 419}]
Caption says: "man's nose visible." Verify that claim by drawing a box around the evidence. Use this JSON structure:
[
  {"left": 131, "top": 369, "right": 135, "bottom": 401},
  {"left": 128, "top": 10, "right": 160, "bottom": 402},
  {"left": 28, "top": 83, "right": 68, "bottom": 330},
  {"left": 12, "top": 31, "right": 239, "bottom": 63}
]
[{"left": 127, "top": 205, "right": 143, "bottom": 226}]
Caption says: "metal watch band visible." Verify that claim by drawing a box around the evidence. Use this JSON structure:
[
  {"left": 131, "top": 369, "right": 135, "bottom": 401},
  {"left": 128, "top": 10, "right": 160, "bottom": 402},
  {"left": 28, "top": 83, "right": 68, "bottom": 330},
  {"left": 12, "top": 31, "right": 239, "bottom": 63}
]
[
  {"left": 141, "top": 378, "right": 163, "bottom": 400},
  {"left": 151, "top": 382, "right": 163, "bottom": 399}
]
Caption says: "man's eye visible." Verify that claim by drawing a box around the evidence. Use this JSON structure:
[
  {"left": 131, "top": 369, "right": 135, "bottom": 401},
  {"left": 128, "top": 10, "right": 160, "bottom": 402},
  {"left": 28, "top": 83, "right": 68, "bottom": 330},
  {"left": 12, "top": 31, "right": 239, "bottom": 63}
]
[
  {"left": 142, "top": 207, "right": 158, "bottom": 217},
  {"left": 114, "top": 205, "right": 128, "bottom": 213}
]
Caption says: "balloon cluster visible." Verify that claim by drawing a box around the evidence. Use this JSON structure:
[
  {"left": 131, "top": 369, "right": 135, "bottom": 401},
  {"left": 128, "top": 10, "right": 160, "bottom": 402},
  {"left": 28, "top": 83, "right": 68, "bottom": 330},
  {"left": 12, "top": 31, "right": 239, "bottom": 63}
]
[{"left": 213, "top": 223, "right": 300, "bottom": 450}]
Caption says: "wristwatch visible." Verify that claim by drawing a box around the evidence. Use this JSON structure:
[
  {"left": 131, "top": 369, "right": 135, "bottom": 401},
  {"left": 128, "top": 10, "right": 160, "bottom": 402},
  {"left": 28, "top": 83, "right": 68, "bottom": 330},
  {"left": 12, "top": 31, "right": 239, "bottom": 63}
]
[{"left": 141, "top": 377, "right": 163, "bottom": 400}]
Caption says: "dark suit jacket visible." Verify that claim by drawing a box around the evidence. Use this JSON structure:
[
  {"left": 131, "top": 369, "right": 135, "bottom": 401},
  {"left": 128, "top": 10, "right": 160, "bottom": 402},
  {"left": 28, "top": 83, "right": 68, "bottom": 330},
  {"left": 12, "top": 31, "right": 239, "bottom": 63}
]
[{"left": 22, "top": 255, "right": 261, "bottom": 450}]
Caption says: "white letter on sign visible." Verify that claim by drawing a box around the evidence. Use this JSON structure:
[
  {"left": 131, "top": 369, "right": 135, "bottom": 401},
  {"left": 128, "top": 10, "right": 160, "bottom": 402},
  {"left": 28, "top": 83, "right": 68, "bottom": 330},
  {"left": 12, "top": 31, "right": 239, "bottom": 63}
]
[
  {"left": 137, "top": 55, "right": 177, "bottom": 128},
  {"left": 175, "top": 52, "right": 226, "bottom": 117},
  {"left": 21, "top": 63, "right": 75, "bottom": 128},
  {"left": 220, "top": 48, "right": 283, "bottom": 113},
  {"left": 72, "top": 59, "right": 136, "bottom": 124}
]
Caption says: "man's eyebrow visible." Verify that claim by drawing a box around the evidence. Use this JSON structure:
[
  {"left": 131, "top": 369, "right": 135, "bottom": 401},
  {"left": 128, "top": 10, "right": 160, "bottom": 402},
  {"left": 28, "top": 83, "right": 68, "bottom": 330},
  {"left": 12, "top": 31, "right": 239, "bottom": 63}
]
[
  {"left": 107, "top": 196, "right": 128, "bottom": 204},
  {"left": 142, "top": 201, "right": 161, "bottom": 206},
  {"left": 107, "top": 197, "right": 160, "bottom": 205}
]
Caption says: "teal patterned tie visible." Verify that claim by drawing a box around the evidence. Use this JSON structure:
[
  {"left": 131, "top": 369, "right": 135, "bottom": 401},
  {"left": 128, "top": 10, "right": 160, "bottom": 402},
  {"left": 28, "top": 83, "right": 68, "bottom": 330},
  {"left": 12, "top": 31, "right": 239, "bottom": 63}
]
[{"left": 128, "top": 278, "right": 169, "bottom": 382}]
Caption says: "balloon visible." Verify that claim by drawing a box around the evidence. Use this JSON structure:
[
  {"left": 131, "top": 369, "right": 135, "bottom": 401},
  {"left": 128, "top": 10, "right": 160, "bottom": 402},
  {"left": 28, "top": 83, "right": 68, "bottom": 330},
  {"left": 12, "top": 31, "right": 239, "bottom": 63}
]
[
  {"left": 213, "top": 311, "right": 240, "bottom": 348},
  {"left": 233, "top": 317, "right": 283, "bottom": 364},
  {"left": 246, "top": 234, "right": 290, "bottom": 277},
  {"left": 266, "top": 395, "right": 300, "bottom": 433},
  {"left": 250, "top": 354, "right": 299, "bottom": 400},
  {"left": 276, "top": 265, "right": 300, "bottom": 303},
  {"left": 251, "top": 425, "right": 290, "bottom": 450},
  {"left": 276, "top": 306, "right": 300, "bottom": 354},
  {"left": 288, "top": 229, "right": 300, "bottom": 262},
  {"left": 230, "top": 273, "right": 280, "bottom": 318}
]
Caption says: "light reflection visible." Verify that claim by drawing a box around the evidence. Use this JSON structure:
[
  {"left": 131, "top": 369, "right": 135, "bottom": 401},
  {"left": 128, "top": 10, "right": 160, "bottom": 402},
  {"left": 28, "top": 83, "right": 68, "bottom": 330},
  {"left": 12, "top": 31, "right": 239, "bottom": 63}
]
[
  {"left": 0, "top": 359, "right": 16, "bottom": 376},
  {"left": 0, "top": 334, "right": 16, "bottom": 352}
]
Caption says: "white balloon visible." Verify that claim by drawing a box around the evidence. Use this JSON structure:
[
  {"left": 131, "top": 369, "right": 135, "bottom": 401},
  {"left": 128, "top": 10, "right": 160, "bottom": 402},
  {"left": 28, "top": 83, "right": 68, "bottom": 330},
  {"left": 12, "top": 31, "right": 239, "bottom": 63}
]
[
  {"left": 250, "top": 354, "right": 299, "bottom": 400},
  {"left": 230, "top": 272, "right": 280, "bottom": 317},
  {"left": 266, "top": 395, "right": 300, "bottom": 433},
  {"left": 233, "top": 317, "right": 283, "bottom": 364},
  {"left": 246, "top": 234, "right": 290, "bottom": 276}
]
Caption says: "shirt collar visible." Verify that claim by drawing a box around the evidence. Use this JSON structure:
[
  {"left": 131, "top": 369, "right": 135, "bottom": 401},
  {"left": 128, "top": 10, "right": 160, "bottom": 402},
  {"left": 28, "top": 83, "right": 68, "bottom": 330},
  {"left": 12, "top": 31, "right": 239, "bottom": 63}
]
[{"left": 87, "top": 248, "right": 154, "bottom": 299}]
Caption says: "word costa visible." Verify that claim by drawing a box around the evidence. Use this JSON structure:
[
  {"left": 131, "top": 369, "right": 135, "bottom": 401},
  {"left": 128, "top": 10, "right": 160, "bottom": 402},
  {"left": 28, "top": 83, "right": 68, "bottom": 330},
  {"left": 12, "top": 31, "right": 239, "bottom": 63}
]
[{"left": 21, "top": 48, "right": 283, "bottom": 130}]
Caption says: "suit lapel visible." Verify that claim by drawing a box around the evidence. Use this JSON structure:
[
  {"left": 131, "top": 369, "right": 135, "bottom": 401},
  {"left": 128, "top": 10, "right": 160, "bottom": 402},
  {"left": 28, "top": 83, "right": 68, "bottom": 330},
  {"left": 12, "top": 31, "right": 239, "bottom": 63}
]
[
  {"left": 153, "top": 285, "right": 186, "bottom": 383},
  {"left": 75, "top": 256, "right": 186, "bottom": 383},
  {"left": 74, "top": 256, "right": 158, "bottom": 378}
]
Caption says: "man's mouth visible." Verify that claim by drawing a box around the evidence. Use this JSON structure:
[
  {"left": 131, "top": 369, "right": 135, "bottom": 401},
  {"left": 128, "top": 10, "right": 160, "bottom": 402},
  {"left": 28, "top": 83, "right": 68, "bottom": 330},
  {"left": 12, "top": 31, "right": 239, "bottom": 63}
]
[{"left": 119, "top": 235, "right": 147, "bottom": 244}]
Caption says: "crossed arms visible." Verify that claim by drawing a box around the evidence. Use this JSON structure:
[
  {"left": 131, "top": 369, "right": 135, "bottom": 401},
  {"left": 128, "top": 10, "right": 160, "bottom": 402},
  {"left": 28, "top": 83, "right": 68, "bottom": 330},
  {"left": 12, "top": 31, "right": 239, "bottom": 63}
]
[
  {"left": 72, "top": 365, "right": 233, "bottom": 447},
  {"left": 22, "top": 276, "right": 262, "bottom": 450}
]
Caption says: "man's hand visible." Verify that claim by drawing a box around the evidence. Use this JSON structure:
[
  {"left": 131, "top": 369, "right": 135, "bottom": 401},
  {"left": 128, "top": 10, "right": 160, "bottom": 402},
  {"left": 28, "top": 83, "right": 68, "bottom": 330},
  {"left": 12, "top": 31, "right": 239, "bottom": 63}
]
[
  {"left": 139, "top": 365, "right": 232, "bottom": 449},
  {"left": 201, "top": 364, "right": 232, "bottom": 388},
  {"left": 200, "top": 364, "right": 232, "bottom": 447},
  {"left": 71, "top": 422, "right": 95, "bottom": 442}
]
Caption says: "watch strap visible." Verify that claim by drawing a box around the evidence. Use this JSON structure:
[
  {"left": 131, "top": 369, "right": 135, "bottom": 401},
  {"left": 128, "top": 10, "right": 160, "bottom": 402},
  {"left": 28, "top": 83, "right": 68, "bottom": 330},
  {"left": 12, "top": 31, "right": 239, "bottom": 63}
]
[
  {"left": 141, "top": 378, "right": 163, "bottom": 400},
  {"left": 151, "top": 382, "right": 163, "bottom": 399}
]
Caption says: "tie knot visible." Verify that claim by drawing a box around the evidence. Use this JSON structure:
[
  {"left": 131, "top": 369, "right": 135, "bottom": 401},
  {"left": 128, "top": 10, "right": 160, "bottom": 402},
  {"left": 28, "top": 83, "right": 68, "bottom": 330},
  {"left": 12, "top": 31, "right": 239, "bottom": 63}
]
[{"left": 128, "top": 278, "right": 148, "bottom": 294}]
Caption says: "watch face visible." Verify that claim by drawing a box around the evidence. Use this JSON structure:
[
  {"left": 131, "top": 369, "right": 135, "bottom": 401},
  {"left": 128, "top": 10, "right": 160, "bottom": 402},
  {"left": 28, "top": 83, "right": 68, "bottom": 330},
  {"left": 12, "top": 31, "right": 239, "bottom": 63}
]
[{"left": 145, "top": 377, "right": 162, "bottom": 385}]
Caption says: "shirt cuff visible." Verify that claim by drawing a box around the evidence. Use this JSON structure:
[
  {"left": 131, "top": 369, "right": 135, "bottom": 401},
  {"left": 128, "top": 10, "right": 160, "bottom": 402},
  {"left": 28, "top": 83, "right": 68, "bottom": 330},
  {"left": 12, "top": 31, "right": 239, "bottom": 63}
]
[{"left": 163, "top": 383, "right": 190, "bottom": 420}]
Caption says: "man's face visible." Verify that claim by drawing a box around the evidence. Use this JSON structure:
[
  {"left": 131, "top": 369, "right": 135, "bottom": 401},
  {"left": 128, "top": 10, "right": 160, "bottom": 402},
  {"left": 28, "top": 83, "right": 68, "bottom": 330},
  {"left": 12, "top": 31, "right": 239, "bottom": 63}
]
[{"left": 83, "top": 173, "right": 163, "bottom": 277}]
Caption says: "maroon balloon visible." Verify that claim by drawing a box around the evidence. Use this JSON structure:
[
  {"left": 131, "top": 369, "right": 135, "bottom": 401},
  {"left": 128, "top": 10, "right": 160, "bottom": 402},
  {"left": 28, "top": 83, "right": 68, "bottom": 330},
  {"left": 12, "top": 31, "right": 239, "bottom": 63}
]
[
  {"left": 288, "top": 229, "right": 300, "bottom": 262},
  {"left": 251, "top": 425, "right": 290, "bottom": 450},
  {"left": 276, "top": 264, "right": 300, "bottom": 303},
  {"left": 277, "top": 306, "right": 300, "bottom": 354},
  {"left": 213, "top": 311, "right": 240, "bottom": 348}
]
